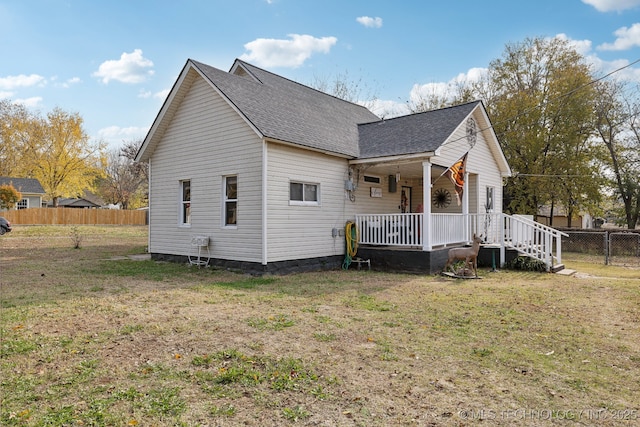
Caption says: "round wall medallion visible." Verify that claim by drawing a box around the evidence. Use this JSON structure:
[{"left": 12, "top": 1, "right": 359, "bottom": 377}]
[{"left": 433, "top": 188, "right": 451, "bottom": 208}]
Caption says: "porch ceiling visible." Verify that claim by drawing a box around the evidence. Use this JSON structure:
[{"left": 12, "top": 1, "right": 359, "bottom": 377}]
[{"left": 356, "top": 162, "right": 447, "bottom": 181}]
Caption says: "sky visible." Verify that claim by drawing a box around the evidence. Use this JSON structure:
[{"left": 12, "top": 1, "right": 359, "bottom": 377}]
[{"left": 2, "top": 0, "right": 640, "bottom": 151}]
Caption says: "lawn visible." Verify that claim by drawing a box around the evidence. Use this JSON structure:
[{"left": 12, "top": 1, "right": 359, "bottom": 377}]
[{"left": 1, "top": 226, "right": 639, "bottom": 426}]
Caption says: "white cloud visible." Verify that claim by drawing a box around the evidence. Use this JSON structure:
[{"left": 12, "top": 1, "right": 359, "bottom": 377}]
[
  {"left": 409, "top": 67, "right": 487, "bottom": 104},
  {"left": 66, "top": 77, "right": 81, "bottom": 85},
  {"left": 55, "top": 76, "right": 81, "bottom": 89},
  {"left": 554, "top": 33, "right": 640, "bottom": 83},
  {"left": 554, "top": 33, "right": 593, "bottom": 56},
  {"left": 240, "top": 34, "right": 337, "bottom": 68},
  {"left": 14, "top": 97, "right": 43, "bottom": 108},
  {"left": 356, "top": 16, "right": 383, "bottom": 28},
  {"left": 0, "top": 91, "right": 14, "bottom": 99},
  {"left": 154, "top": 89, "right": 170, "bottom": 100},
  {"left": 137, "top": 88, "right": 170, "bottom": 100},
  {"left": 97, "top": 125, "right": 148, "bottom": 149},
  {"left": 368, "top": 98, "right": 408, "bottom": 119},
  {"left": 582, "top": 0, "right": 640, "bottom": 12},
  {"left": 92, "top": 49, "right": 155, "bottom": 84},
  {"left": 597, "top": 23, "right": 640, "bottom": 50},
  {"left": 0, "top": 74, "right": 46, "bottom": 90}
]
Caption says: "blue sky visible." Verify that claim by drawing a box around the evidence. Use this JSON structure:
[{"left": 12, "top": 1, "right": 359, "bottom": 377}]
[{"left": 2, "top": 0, "right": 640, "bottom": 151}]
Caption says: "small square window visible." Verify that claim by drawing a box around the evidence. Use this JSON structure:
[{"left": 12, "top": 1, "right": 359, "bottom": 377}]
[{"left": 290, "top": 182, "right": 319, "bottom": 205}]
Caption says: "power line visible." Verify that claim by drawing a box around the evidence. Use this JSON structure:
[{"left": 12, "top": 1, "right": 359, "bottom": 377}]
[
  {"left": 450, "top": 56, "right": 640, "bottom": 148},
  {"left": 514, "top": 173, "right": 595, "bottom": 178}
]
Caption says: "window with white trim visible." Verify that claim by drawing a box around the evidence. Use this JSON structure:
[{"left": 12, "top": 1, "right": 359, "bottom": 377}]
[
  {"left": 289, "top": 181, "right": 319, "bottom": 206},
  {"left": 486, "top": 186, "right": 495, "bottom": 212},
  {"left": 224, "top": 175, "right": 237, "bottom": 226},
  {"left": 16, "top": 199, "right": 28, "bottom": 210},
  {"left": 180, "top": 180, "right": 191, "bottom": 225}
]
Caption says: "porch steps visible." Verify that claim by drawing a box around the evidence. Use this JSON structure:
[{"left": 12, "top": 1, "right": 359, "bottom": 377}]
[{"left": 507, "top": 243, "right": 564, "bottom": 273}]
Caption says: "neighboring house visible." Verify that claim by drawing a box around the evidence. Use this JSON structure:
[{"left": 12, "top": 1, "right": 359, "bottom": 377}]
[
  {"left": 0, "top": 177, "right": 46, "bottom": 210},
  {"left": 51, "top": 190, "right": 105, "bottom": 209},
  {"left": 536, "top": 204, "right": 593, "bottom": 229},
  {"left": 136, "top": 59, "right": 565, "bottom": 273}
]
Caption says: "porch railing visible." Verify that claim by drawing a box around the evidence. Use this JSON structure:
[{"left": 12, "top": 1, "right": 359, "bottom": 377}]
[
  {"left": 354, "top": 213, "right": 568, "bottom": 270},
  {"left": 357, "top": 213, "right": 423, "bottom": 247}
]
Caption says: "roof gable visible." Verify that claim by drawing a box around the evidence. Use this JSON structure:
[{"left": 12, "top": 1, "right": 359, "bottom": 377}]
[
  {"left": 356, "top": 101, "right": 510, "bottom": 176},
  {"left": 357, "top": 101, "right": 481, "bottom": 159},
  {"left": 0, "top": 177, "right": 45, "bottom": 194},
  {"left": 136, "top": 59, "right": 510, "bottom": 178},
  {"left": 137, "top": 59, "right": 380, "bottom": 162}
]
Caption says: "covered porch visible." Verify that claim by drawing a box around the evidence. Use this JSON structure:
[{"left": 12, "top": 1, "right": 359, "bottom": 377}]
[
  {"left": 347, "top": 101, "right": 558, "bottom": 273},
  {"left": 353, "top": 212, "right": 567, "bottom": 273}
]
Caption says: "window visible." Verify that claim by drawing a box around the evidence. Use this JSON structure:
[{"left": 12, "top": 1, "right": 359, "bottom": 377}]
[
  {"left": 16, "top": 199, "right": 28, "bottom": 210},
  {"left": 224, "top": 176, "right": 237, "bottom": 226},
  {"left": 180, "top": 180, "right": 191, "bottom": 225},
  {"left": 290, "top": 181, "right": 319, "bottom": 205},
  {"left": 363, "top": 175, "right": 381, "bottom": 184},
  {"left": 486, "top": 186, "right": 494, "bottom": 211}
]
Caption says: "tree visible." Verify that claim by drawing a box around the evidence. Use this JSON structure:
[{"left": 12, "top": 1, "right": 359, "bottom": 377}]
[
  {"left": 1, "top": 103, "right": 105, "bottom": 206},
  {"left": 0, "top": 100, "right": 33, "bottom": 177},
  {"left": 407, "top": 79, "right": 476, "bottom": 113},
  {"left": 20, "top": 108, "right": 106, "bottom": 206},
  {"left": 481, "top": 37, "right": 601, "bottom": 219},
  {"left": 98, "top": 140, "right": 147, "bottom": 209},
  {"left": 0, "top": 184, "right": 21, "bottom": 210},
  {"left": 308, "top": 70, "right": 379, "bottom": 111},
  {"left": 594, "top": 80, "right": 640, "bottom": 229}
]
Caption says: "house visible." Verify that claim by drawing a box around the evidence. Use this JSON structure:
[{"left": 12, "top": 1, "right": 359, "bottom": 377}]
[
  {"left": 50, "top": 190, "right": 105, "bottom": 209},
  {"left": 136, "top": 59, "right": 566, "bottom": 274},
  {"left": 536, "top": 204, "right": 593, "bottom": 229},
  {"left": 0, "top": 177, "right": 46, "bottom": 210}
]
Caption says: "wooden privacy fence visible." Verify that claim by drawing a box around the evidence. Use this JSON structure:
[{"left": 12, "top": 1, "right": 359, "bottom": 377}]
[{"left": 3, "top": 208, "right": 147, "bottom": 226}]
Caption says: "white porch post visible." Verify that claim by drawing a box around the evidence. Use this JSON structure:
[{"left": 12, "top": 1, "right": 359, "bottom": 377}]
[
  {"left": 463, "top": 170, "right": 469, "bottom": 242},
  {"left": 422, "top": 160, "right": 432, "bottom": 251}
]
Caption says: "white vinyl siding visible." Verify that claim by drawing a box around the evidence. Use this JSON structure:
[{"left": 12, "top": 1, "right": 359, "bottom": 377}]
[
  {"left": 147, "top": 73, "right": 263, "bottom": 263},
  {"left": 432, "top": 113, "right": 504, "bottom": 215},
  {"left": 266, "top": 144, "right": 354, "bottom": 262}
]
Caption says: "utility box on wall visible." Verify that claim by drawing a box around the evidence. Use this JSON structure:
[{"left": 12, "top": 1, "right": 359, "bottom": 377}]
[{"left": 388, "top": 175, "right": 397, "bottom": 193}]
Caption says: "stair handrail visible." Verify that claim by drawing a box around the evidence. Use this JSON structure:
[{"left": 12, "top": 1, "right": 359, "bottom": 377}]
[
  {"left": 504, "top": 214, "right": 568, "bottom": 270},
  {"left": 509, "top": 214, "right": 569, "bottom": 238}
]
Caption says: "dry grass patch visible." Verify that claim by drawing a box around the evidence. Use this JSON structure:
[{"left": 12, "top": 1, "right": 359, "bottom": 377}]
[{"left": 1, "top": 226, "right": 639, "bottom": 426}]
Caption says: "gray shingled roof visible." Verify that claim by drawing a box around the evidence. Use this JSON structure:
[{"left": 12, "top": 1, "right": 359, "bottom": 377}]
[
  {"left": 139, "top": 59, "right": 488, "bottom": 163},
  {"left": 357, "top": 101, "right": 481, "bottom": 159},
  {"left": 190, "top": 60, "right": 380, "bottom": 158},
  {"left": 0, "top": 177, "right": 45, "bottom": 194}
]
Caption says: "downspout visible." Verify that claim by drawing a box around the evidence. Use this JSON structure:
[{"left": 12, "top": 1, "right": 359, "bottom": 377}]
[
  {"left": 499, "top": 184, "right": 506, "bottom": 268},
  {"left": 422, "top": 160, "right": 432, "bottom": 251},
  {"left": 147, "top": 159, "right": 151, "bottom": 253},
  {"left": 262, "top": 140, "right": 268, "bottom": 265}
]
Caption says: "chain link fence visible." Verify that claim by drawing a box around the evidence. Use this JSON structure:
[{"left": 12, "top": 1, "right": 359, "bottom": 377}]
[{"left": 561, "top": 229, "right": 640, "bottom": 267}]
